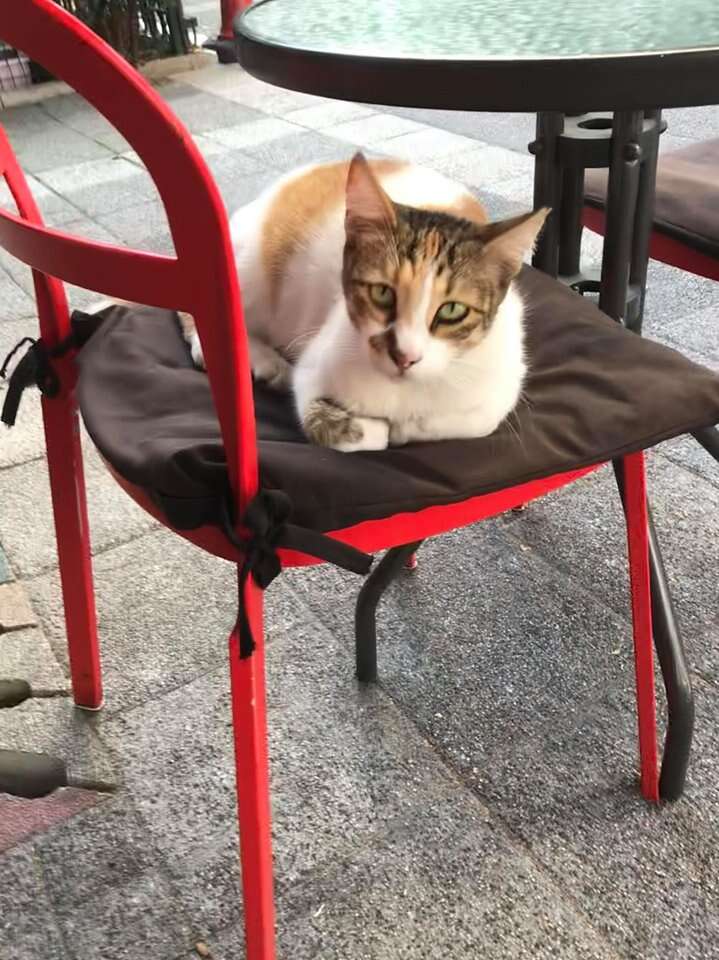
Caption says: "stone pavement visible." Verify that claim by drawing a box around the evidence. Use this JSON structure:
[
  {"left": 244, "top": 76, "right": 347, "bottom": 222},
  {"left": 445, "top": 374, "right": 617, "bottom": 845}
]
[{"left": 0, "top": 48, "right": 719, "bottom": 960}]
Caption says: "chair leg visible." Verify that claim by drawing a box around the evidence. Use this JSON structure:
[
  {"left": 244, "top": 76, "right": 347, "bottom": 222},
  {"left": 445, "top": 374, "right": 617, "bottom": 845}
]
[
  {"left": 646, "top": 511, "right": 694, "bottom": 801},
  {"left": 404, "top": 550, "right": 419, "bottom": 571},
  {"left": 618, "top": 453, "right": 659, "bottom": 803},
  {"left": 355, "top": 540, "right": 422, "bottom": 683},
  {"left": 692, "top": 425, "right": 719, "bottom": 465},
  {"left": 229, "top": 575, "right": 276, "bottom": 960},
  {"left": 41, "top": 394, "right": 102, "bottom": 710}
]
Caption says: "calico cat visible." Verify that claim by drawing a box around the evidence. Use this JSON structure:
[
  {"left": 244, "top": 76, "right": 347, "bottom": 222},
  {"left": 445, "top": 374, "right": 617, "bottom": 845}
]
[{"left": 181, "top": 152, "right": 547, "bottom": 452}]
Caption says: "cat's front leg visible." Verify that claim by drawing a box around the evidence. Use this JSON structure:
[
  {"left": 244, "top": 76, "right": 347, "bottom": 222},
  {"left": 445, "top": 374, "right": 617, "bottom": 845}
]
[
  {"left": 390, "top": 408, "right": 505, "bottom": 445},
  {"left": 302, "top": 398, "right": 389, "bottom": 452}
]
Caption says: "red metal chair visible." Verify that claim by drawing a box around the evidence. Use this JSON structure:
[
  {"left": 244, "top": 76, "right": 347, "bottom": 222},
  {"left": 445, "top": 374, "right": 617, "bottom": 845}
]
[
  {"left": 584, "top": 139, "right": 719, "bottom": 467},
  {"left": 584, "top": 139, "right": 719, "bottom": 282},
  {"left": 2, "top": 3, "right": 719, "bottom": 958}
]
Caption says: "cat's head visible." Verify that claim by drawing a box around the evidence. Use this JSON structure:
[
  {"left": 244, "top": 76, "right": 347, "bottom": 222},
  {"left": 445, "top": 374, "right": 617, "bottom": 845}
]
[{"left": 342, "top": 152, "right": 548, "bottom": 381}]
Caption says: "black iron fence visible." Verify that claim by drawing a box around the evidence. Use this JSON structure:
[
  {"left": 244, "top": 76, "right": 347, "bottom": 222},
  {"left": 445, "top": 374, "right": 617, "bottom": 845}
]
[{"left": 0, "top": 0, "right": 196, "bottom": 93}]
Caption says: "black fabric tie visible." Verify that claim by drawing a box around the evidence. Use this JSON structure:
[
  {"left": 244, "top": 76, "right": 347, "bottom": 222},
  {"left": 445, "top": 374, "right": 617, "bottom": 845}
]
[
  {"left": 222, "top": 490, "right": 373, "bottom": 659},
  {"left": 1, "top": 314, "right": 102, "bottom": 428},
  {"left": 0, "top": 337, "right": 62, "bottom": 427}
]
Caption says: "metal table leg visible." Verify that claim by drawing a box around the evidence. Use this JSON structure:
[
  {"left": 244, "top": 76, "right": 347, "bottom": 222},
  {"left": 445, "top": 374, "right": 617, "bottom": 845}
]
[
  {"left": 531, "top": 112, "right": 564, "bottom": 276},
  {"left": 531, "top": 108, "right": 694, "bottom": 800}
]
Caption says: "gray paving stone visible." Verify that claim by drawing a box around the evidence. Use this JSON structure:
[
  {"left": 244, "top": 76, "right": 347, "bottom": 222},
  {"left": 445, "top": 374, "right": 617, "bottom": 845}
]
[
  {"left": 475, "top": 188, "right": 529, "bottom": 221},
  {"left": 486, "top": 171, "right": 535, "bottom": 210},
  {"left": 663, "top": 105, "right": 719, "bottom": 141},
  {"left": 0, "top": 381, "right": 46, "bottom": 470},
  {"left": 0, "top": 317, "right": 45, "bottom": 475},
  {"left": 287, "top": 534, "right": 719, "bottom": 959},
  {"left": 26, "top": 526, "right": 312, "bottom": 713},
  {"left": 7, "top": 113, "right": 114, "bottom": 174},
  {"left": 203, "top": 115, "right": 304, "bottom": 150},
  {"left": 0, "top": 581, "right": 37, "bottom": 631},
  {"left": 0, "top": 544, "right": 12, "bottom": 584},
  {"left": 0, "top": 626, "right": 65, "bottom": 689},
  {"left": 175, "top": 66, "right": 320, "bottom": 115},
  {"left": 291, "top": 521, "right": 641, "bottom": 736},
  {"left": 0, "top": 440, "right": 157, "bottom": 578},
  {"left": 214, "top": 797, "right": 622, "bottom": 960},
  {"left": 658, "top": 133, "right": 699, "bottom": 154},
  {"left": 94, "top": 199, "right": 174, "bottom": 256},
  {"left": 96, "top": 613, "right": 492, "bottom": 936},
  {"left": 469, "top": 682, "right": 719, "bottom": 960},
  {"left": 0, "top": 244, "right": 35, "bottom": 296},
  {"left": 648, "top": 303, "right": 719, "bottom": 366},
  {"left": 0, "top": 173, "right": 83, "bottom": 227},
  {"left": 0, "top": 103, "right": 55, "bottom": 147},
  {"left": 36, "top": 156, "right": 161, "bottom": 219},
  {"left": 36, "top": 792, "right": 165, "bottom": 917},
  {"left": 433, "top": 144, "right": 535, "bottom": 188},
  {"left": 0, "top": 264, "right": 36, "bottom": 321},
  {"left": 325, "top": 113, "right": 426, "bottom": 145},
  {"left": 658, "top": 434, "right": 719, "bottom": 493},
  {"left": 284, "top": 99, "right": 376, "bottom": 131},
  {"left": 206, "top": 162, "right": 285, "bottom": 216},
  {"left": 643, "top": 260, "right": 719, "bottom": 343},
  {"left": 155, "top": 81, "right": 266, "bottom": 135},
  {"left": 39, "top": 93, "right": 130, "bottom": 154},
  {"left": 0, "top": 696, "right": 114, "bottom": 784},
  {"left": 240, "top": 130, "right": 353, "bottom": 172},
  {"left": 490, "top": 456, "right": 719, "bottom": 682},
  {"left": 0, "top": 841, "right": 68, "bottom": 960},
  {"left": 373, "top": 127, "right": 481, "bottom": 162},
  {"left": 387, "top": 106, "right": 536, "bottom": 155},
  {"left": 58, "top": 870, "right": 193, "bottom": 960}
]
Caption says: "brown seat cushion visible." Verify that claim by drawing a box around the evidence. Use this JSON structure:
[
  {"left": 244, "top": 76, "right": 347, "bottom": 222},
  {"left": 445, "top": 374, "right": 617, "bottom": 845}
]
[
  {"left": 585, "top": 139, "right": 719, "bottom": 259},
  {"left": 75, "top": 266, "right": 719, "bottom": 535}
]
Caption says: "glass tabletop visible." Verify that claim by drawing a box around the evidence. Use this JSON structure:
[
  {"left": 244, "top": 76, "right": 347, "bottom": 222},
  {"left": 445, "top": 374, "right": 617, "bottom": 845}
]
[{"left": 241, "top": 0, "right": 719, "bottom": 61}]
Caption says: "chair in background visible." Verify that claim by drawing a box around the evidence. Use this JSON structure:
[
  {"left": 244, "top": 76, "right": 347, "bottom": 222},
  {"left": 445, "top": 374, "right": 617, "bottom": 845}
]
[{"left": 584, "top": 138, "right": 719, "bottom": 465}]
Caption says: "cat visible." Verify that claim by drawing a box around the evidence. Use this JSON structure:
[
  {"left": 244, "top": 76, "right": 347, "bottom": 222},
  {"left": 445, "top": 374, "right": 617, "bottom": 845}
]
[{"left": 181, "top": 152, "right": 548, "bottom": 452}]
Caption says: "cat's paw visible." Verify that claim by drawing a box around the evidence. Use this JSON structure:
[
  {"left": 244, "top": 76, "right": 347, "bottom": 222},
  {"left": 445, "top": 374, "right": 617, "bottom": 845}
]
[
  {"left": 335, "top": 416, "right": 390, "bottom": 452},
  {"left": 253, "top": 352, "right": 292, "bottom": 391},
  {"left": 302, "top": 399, "right": 389, "bottom": 452},
  {"left": 388, "top": 421, "right": 411, "bottom": 447},
  {"left": 189, "top": 331, "right": 206, "bottom": 370},
  {"left": 177, "top": 312, "right": 206, "bottom": 370}
]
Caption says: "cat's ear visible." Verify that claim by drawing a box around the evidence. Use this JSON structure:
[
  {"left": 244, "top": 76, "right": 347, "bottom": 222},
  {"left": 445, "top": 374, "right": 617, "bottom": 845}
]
[
  {"left": 345, "top": 152, "right": 396, "bottom": 231},
  {"left": 481, "top": 208, "right": 550, "bottom": 274}
]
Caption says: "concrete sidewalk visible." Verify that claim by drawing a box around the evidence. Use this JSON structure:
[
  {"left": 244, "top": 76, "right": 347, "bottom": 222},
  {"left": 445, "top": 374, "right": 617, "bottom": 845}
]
[{"left": 0, "top": 54, "right": 718, "bottom": 960}]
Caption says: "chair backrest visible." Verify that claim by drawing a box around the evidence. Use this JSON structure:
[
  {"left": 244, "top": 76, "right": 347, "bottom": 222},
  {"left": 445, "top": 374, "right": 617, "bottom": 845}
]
[{"left": 0, "top": 0, "right": 257, "bottom": 510}]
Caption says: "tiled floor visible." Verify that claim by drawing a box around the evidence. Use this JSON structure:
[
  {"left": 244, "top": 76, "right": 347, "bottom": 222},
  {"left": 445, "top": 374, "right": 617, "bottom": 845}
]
[{"left": 0, "top": 45, "right": 718, "bottom": 960}]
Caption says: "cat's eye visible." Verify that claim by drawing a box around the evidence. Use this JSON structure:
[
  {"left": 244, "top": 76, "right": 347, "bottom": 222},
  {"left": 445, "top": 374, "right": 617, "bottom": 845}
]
[
  {"left": 368, "top": 284, "right": 396, "bottom": 309},
  {"left": 434, "top": 301, "right": 470, "bottom": 324}
]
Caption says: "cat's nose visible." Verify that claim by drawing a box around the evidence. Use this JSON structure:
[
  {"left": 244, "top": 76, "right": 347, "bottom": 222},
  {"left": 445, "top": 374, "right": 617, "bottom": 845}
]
[{"left": 393, "top": 349, "right": 421, "bottom": 371}]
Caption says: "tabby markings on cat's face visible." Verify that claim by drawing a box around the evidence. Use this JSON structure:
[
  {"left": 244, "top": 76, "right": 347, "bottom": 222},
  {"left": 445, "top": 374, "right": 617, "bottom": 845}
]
[{"left": 342, "top": 154, "right": 547, "bottom": 382}]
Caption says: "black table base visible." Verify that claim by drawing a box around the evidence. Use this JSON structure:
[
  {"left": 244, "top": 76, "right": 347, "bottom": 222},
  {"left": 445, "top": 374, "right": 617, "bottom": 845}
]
[{"left": 531, "top": 110, "right": 693, "bottom": 801}]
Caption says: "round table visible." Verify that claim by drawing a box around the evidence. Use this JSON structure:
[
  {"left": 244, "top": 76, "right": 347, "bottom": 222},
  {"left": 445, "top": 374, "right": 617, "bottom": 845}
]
[
  {"left": 235, "top": 0, "right": 719, "bottom": 327},
  {"left": 234, "top": 0, "right": 719, "bottom": 799},
  {"left": 236, "top": 0, "right": 719, "bottom": 113}
]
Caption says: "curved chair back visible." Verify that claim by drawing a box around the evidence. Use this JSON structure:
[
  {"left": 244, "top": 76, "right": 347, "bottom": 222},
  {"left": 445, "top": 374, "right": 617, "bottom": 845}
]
[{"left": 0, "top": 0, "right": 257, "bottom": 508}]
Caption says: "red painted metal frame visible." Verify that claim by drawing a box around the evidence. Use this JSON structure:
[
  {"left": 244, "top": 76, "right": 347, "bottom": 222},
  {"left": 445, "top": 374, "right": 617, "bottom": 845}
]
[
  {"left": 219, "top": 0, "right": 252, "bottom": 41},
  {"left": 583, "top": 205, "right": 719, "bottom": 282},
  {"left": 0, "top": 129, "right": 102, "bottom": 711},
  {"left": 622, "top": 452, "right": 659, "bottom": 802},
  {"left": 0, "top": 3, "right": 660, "bottom": 957}
]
